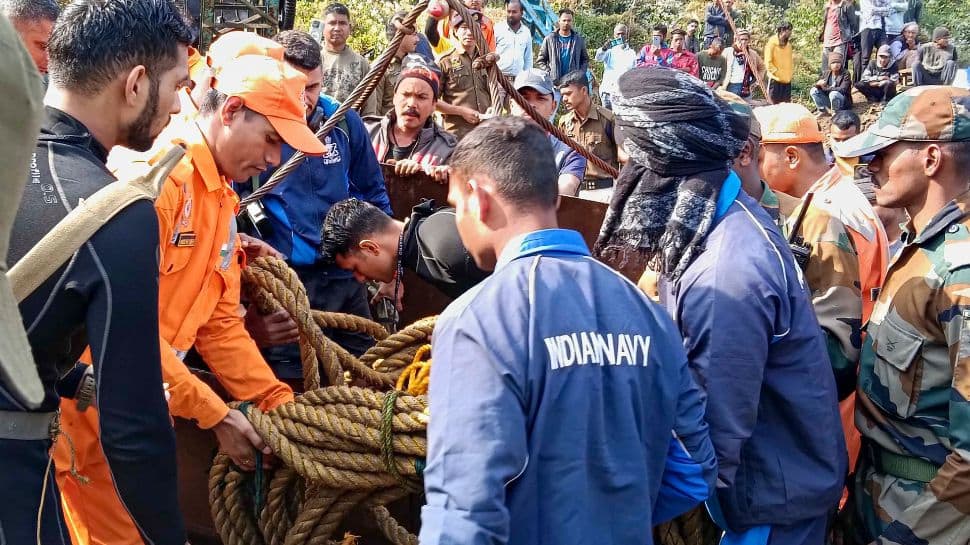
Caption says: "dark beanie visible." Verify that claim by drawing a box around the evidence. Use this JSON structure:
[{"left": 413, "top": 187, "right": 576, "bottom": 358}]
[{"left": 395, "top": 54, "right": 440, "bottom": 97}]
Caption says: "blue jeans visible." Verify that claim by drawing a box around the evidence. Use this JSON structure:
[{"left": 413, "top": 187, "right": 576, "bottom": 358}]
[
  {"left": 727, "top": 82, "right": 744, "bottom": 96},
  {"left": 810, "top": 87, "right": 847, "bottom": 111}
]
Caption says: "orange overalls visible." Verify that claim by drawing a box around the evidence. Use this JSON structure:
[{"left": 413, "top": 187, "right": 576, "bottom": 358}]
[{"left": 55, "top": 118, "right": 294, "bottom": 545}]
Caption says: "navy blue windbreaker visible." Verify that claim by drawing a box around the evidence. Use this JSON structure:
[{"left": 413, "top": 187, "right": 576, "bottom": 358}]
[
  {"left": 244, "top": 95, "right": 391, "bottom": 268},
  {"left": 660, "top": 181, "right": 847, "bottom": 531},
  {"left": 421, "top": 228, "right": 717, "bottom": 545}
]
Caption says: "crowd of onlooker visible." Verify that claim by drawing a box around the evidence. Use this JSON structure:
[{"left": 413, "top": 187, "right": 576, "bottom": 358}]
[{"left": 588, "top": 0, "right": 963, "bottom": 116}]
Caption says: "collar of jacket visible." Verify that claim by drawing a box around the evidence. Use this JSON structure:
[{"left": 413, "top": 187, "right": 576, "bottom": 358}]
[
  {"left": 382, "top": 113, "right": 440, "bottom": 149},
  {"left": 908, "top": 189, "right": 970, "bottom": 245},
  {"left": 41, "top": 106, "right": 110, "bottom": 163},
  {"left": 495, "top": 228, "right": 589, "bottom": 270},
  {"left": 164, "top": 119, "right": 227, "bottom": 193}
]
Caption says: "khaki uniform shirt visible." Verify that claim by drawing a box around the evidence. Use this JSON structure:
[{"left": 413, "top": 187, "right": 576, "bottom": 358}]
[
  {"left": 436, "top": 49, "right": 491, "bottom": 140},
  {"left": 557, "top": 104, "right": 618, "bottom": 181}
]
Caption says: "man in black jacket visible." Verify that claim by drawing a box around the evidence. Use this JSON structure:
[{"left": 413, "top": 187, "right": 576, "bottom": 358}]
[
  {"left": 811, "top": 51, "right": 853, "bottom": 115},
  {"left": 855, "top": 44, "right": 899, "bottom": 103},
  {"left": 536, "top": 8, "right": 588, "bottom": 82},
  {"left": 322, "top": 198, "right": 489, "bottom": 301},
  {"left": 5, "top": 1, "right": 193, "bottom": 544}
]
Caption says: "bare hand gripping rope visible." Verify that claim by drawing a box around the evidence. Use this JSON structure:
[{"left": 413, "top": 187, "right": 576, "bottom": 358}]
[{"left": 241, "top": 0, "right": 618, "bottom": 206}]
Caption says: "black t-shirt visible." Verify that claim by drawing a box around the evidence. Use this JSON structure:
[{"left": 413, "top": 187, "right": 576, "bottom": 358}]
[{"left": 401, "top": 201, "right": 489, "bottom": 298}]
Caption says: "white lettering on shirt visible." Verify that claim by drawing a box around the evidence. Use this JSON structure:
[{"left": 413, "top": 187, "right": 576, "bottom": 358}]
[{"left": 545, "top": 332, "right": 651, "bottom": 370}]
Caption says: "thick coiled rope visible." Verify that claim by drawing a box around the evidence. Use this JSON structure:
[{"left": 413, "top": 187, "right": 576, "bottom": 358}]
[{"left": 210, "top": 256, "right": 431, "bottom": 545}]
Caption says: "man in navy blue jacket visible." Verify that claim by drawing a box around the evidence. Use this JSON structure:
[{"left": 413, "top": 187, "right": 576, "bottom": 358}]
[
  {"left": 240, "top": 30, "right": 391, "bottom": 373},
  {"left": 420, "top": 116, "right": 717, "bottom": 545},
  {"left": 597, "top": 67, "right": 846, "bottom": 545}
]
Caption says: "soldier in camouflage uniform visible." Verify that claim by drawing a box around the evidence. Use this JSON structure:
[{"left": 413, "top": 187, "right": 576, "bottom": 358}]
[{"left": 837, "top": 85, "right": 970, "bottom": 544}]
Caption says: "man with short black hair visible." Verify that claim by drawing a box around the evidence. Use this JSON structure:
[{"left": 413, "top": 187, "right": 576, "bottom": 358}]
[
  {"left": 494, "top": 0, "right": 532, "bottom": 79},
  {"left": 765, "top": 21, "right": 794, "bottom": 102},
  {"left": 0, "top": 0, "right": 58, "bottom": 79},
  {"left": 322, "top": 198, "right": 488, "bottom": 299},
  {"left": 912, "top": 26, "right": 958, "bottom": 85},
  {"left": 686, "top": 19, "right": 700, "bottom": 53},
  {"left": 512, "top": 68, "right": 586, "bottom": 196},
  {"left": 320, "top": 2, "right": 370, "bottom": 103},
  {"left": 420, "top": 115, "right": 717, "bottom": 545},
  {"left": 671, "top": 28, "right": 699, "bottom": 75},
  {"left": 7, "top": 0, "right": 193, "bottom": 542},
  {"left": 636, "top": 24, "right": 673, "bottom": 68},
  {"left": 238, "top": 30, "right": 390, "bottom": 368},
  {"left": 827, "top": 109, "right": 861, "bottom": 164},
  {"left": 536, "top": 8, "right": 589, "bottom": 82},
  {"left": 558, "top": 70, "right": 618, "bottom": 201},
  {"left": 361, "top": 11, "right": 421, "bottom": 117}
]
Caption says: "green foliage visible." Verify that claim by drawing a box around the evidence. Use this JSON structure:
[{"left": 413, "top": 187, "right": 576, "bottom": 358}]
[
  {"left": 922, "top": 0, "right": 970, "bottom": 53},
  {"left": 294, "top": 0, "right": 413, "bottom": 57},
  {"left": 290, "top": 0, "right": 969, "bottom": 85}
]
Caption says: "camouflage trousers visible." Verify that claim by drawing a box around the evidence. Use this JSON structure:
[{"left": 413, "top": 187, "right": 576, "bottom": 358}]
[{"left": 854, "top": 457, "right": 970, "bottom": 544}]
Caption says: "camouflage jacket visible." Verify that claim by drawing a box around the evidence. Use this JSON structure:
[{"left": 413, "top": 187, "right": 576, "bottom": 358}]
[
  {"left": 812, "top": 167, "right": 890, "bottom": 324},
  {"left": 856, "top": 190, "right": 970, "bottom": 543},
  {"left": 760, "top": 182, "right": 863, "bottom": 398}
]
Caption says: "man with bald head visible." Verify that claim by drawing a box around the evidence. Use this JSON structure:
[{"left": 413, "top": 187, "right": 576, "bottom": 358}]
[{"left": 594, "top": 23, "right": 636, "bottom": 110}]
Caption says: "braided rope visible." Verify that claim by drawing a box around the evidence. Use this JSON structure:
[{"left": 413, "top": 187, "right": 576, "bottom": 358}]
[
  {"left": 211, "top": 257, "right": 430, "bottom": 544},
  {"left": 440, "top": 0, "right": 620, "bottom": 178},
  {"left": 240, "top": 0, "right": 430, "bottom": 207}
]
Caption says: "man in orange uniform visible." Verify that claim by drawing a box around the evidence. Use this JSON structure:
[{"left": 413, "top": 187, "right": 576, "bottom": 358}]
[{"left": 55, "top": 54, "right": 324, "bottom": 545}]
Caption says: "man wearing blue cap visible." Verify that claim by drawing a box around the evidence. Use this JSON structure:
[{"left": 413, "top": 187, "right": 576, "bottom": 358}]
[{"left": 511, "top": 68, "right": 586, "bottom": 196}]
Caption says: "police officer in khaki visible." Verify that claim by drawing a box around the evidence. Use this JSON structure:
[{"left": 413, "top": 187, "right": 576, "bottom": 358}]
[
  {"left": 436, "top": 9, "right": 492, "bottom": 140},
  {"left": 557, "top": 69, "right": 619, "bottom": 202},
  {"left": 836, "top": 85, "right": 970, "bottom": 545}
]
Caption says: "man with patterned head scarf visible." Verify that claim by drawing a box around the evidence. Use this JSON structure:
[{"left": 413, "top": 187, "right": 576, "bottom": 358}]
[{"left": 597, "top": 67, "right": 846, "bottom": 545}]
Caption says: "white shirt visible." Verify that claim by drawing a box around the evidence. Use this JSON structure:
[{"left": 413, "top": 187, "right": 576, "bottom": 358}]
[
  {"left": 594, "top": 44, "right": 636, "bottom": 95},
  {"left": 495, "top": 21, "right": 533, "bottom": 76}
]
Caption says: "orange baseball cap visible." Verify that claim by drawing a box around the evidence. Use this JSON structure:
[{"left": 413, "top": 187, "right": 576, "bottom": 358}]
[
  {"left": 753, "top": 103, "right": 825, "bottom": 144},
  {"left": 206, "top": 31, "right": 284, "bottom": 72},
  {"left": 212, "top": 55, "right": 325, "bottom": 155},
  {"left": 187, "top": 46, "right": 206, "bottom": 82}
]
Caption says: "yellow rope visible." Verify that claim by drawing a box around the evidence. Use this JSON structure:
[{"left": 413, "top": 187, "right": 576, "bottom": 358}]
[{"left": 395, "top": 344, "right": 432, "bottom": 396}]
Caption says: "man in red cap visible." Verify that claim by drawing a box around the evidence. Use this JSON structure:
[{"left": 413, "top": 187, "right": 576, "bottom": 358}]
[{"left": 54, "top": 54, "right": 322, "bottom": 545}]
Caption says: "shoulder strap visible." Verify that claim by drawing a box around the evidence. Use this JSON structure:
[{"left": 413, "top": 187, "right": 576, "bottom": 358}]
[{"left": 9, "top": 146, "right": 185, "bottom": 302}]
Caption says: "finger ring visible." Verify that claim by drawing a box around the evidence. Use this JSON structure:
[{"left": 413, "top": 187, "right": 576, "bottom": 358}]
[{"left": 242, "top": 458, "right": 252, "bottom": 465}]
